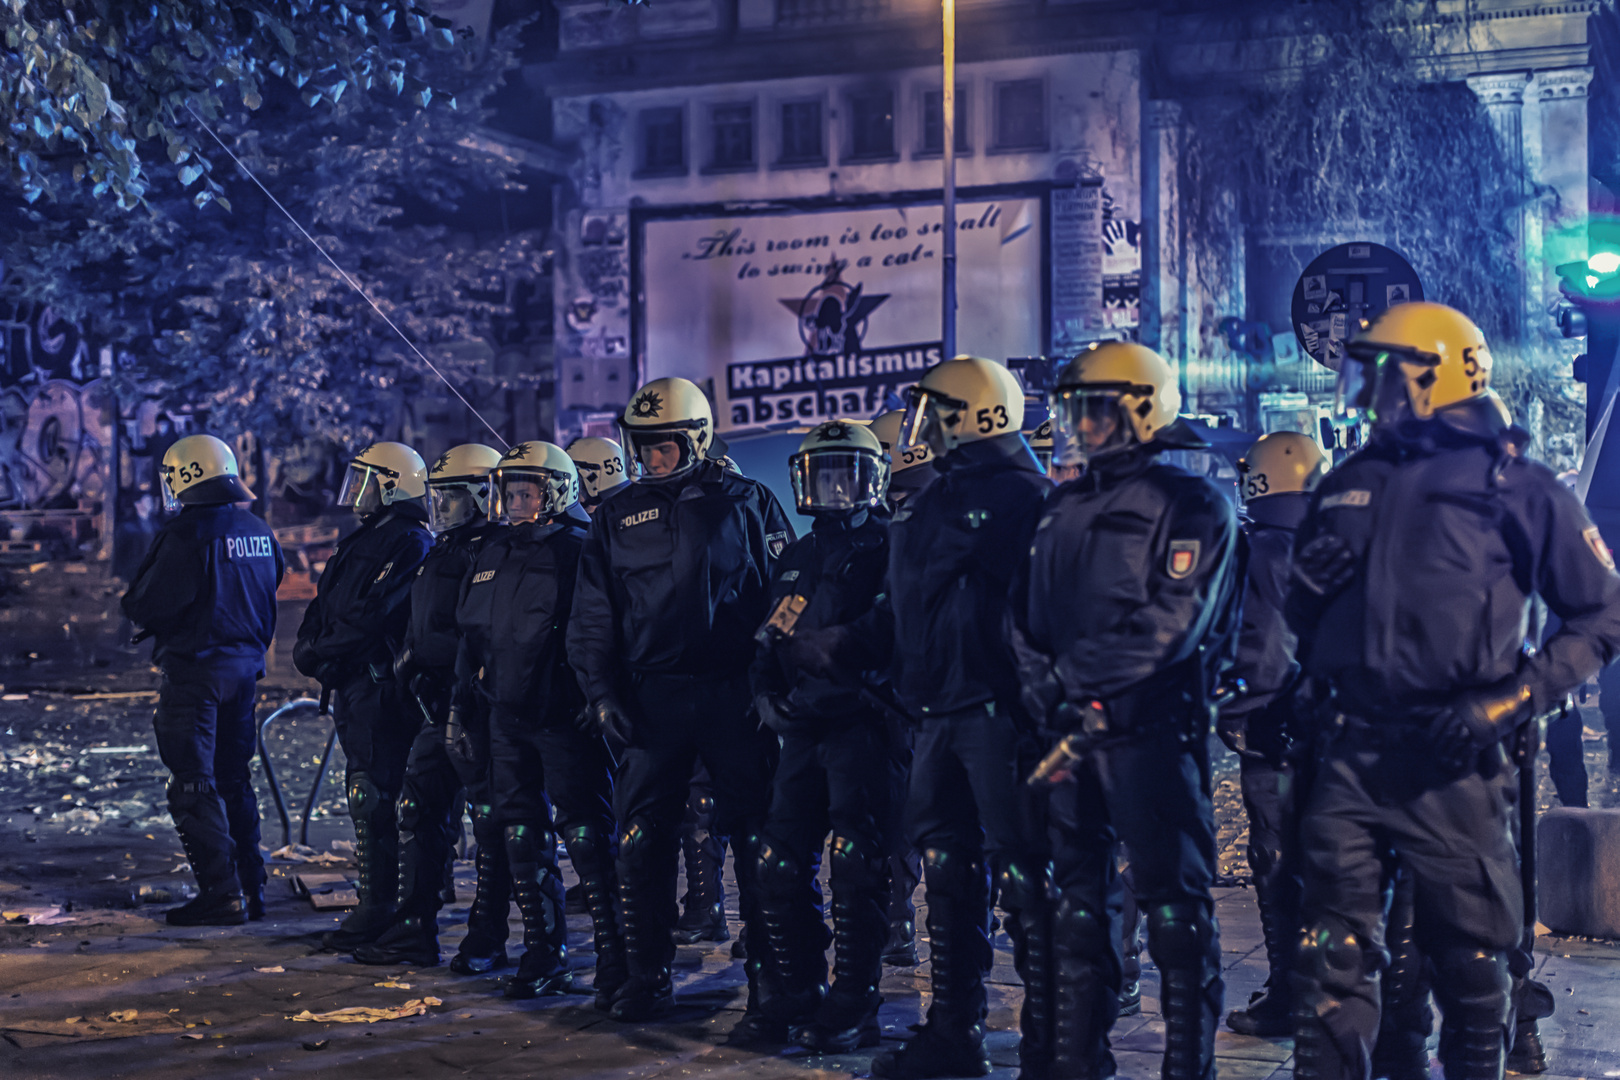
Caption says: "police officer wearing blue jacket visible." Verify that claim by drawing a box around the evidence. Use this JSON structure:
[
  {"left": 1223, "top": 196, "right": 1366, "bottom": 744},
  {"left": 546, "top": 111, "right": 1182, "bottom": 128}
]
[
  {"left": 1009, "top": 343, "right": 1241, "bottom": 1080},
  {"left": 797, "top": 357, "right": 1050, "bottom": 1079},
  {"left": 354, "top": 444, "right": 505, "bottom": 969},
  {"left": 294, "top": 442, "right": 435, "bottom": 952},
  {"left": 123, "top": 435, "right": 284, "bottom": 926},
  {"left": 569, "top": 376, "right": 795, "bottom": 1024},
  {"left": 1286, "top": 303, "right": 1620, "bottom": 1080}
]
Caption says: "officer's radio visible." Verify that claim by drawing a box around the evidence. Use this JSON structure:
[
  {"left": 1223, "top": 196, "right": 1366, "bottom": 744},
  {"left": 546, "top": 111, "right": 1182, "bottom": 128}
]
[{"left": 755, "top": 593, "right": 808, "bottom": 646}]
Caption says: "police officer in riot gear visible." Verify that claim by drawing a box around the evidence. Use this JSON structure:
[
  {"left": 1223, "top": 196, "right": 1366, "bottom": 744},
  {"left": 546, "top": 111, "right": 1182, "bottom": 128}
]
[
  {"left": 1009, "top": 342, "right": 1241, "bottom": 1080},
  {"left": 1220, "top": 431, "right": 1329, "bottom": 1036},
  {"left": 295, "top": 442, "right": 435, "bottom": 951},
  {"left": 800, "top": 357, "right": 1049, "bottom": 1078},
  {"left": 1286, "top": 302, "right": 1620, "bottom": 1080},
  {"left": 455, "top": 442, "right": 623, "bottom": 1000},
  {"left": 124, "top": 435, "right": 284, "bottom": 926},
  {"left": 569, "top": 376, "right": 794, "bottom": 1024},
  {"left": 354, "top": 444, "right": 505, "bottom": 969},
  {"left": 567, "top": 436, "right": 629, "bottom": 515},
  {"left": 870, "top": 408, "right": 940, "bottom": 509},
  {"left": 750, "top": 420, "right": 898, "bottom": 1051}
]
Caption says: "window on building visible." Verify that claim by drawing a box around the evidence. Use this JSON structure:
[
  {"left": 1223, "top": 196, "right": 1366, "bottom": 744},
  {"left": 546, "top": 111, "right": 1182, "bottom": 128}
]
[
  {"left": 993, "top": 79, "right": 1046, "bottom": 150},
  {"left": 920, "top": 87, "right": 970, "bottom": 154},
  {"left": 847, "top": 89, "right": 896, "bottom": 160},
  {"left": 778, "top": 100, "right": 824, "bottom": 165},
  {"left": 638, "top": 107, "right": 685, "bottom": 175},
  {"left": 709, "top": 102, "right": 755, "bottom": 170}
]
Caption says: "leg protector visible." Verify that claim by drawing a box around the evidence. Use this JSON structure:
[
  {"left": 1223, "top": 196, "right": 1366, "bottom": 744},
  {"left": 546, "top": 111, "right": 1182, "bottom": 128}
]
[
  {"left": 504, "top": 822, "right": 571, "bottom": 999},
  {"left": 1147, "top": 901, "right": 1221, "bottom": 1080},
  {"left": 1432, "top": 947, "right": 1511, "bottom": 1080},
  {"left": 885, "top": 847, "right": 922, "bottom": 966},
  {"left": 562, "top": 823, "right": 628, "bottom": 1002},
  {"left": 1118, "top": 884, "right": 1143, "bottom": 1017},
  {"left": 827, "top": 835, "right": 889, "bottom": 1005},
  {"left": 1051, "top": 892, "right": 1118, "bottom": 1080},
  {"left": 451, "top": 800, "right": 511, "bottom": 973},
  {"left": 756, "top": 833, "right": 830, "bottom": 1007},
  {"left": 676, "top": 785, "right": 729, "bottom": 942},
  {"left": 1371, "top": 873, "right": 1432, "bottom": 1080},
  {"left": 617, "top": 816, "right": 677, "bottom": 984},
  {"left": 324, "top": 773, "right": 397, "bottom": 950},
  {"left": 998, "top": 857, "right": 1056, "bottom": 1079},
  {"left": 1292, "top": 913, "right": 1376, "bottom": 1080},
  {"left": 920, "top": 847, "right": 992, "bottom": 1033},
  {"left": 167, "top": 779, "right": 239, "bottom": 897}
]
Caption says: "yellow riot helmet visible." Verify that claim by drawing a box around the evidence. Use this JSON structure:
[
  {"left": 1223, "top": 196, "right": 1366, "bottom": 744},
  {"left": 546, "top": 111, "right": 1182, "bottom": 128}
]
[
  {"left": 1342, "top": 302, "right": 1492, "bottom": 424},
  {"left": 1049, "top": 342, "right": 1180, "bottom": 466},
  {"left": 789, "top": 419, "right": 888, "bottom": 514},
  {"left": 898, "top": 356, "right": 1025, "bottom": 456},
  {"left": 1237, "top": 432, "right": 1329, "bottom": 503},
  {"left": 492, "top": 441, "right": 580, "bottom": 524}
]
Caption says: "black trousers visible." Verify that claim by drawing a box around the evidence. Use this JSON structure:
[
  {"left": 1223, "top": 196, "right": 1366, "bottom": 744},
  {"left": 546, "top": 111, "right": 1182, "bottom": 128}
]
[
  {"left": 332, "top": 672, "right": 417, "bottom": 800},
  {"left": 396, "top": 685, "right": 495, "bottom": 918},
  {"left": 489, "top": 704, "right": 615, "bottom": 835},
  {"left": 613, "top": 672, "right": 777, "bottom": 978},
  {"left": 153, "top": 655, "right": 264, "bottom": 897}
]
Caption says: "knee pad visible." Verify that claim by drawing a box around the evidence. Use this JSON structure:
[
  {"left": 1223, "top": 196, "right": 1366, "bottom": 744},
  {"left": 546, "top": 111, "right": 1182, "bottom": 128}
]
[
  {"left": 1053, "top": 893, "right": 1109, "bottom": 954},
  {"left": 829, "top": 835, "right": 886, "bottom": 891},
  {"left": 1297, "top": 913, "right": 1375, "bottom": 997},
  {"left": 505, "top": 822, "right": 555, "bottom": 868},
  {"left": 1434, "top": 948, "right": 1510, "bottom": 1005},
  {"left": 1147, "top": 901, "right": 1214, "bottom": 970},
  {"left": 561, "top": 823, "right": 614, "bottom": 869},
  {"left": 166, "top": 779, "right": 216, "bottom": 813},
  {"left": 922, "top": 847, "right": 984, "bottom": 899},
  {"left": 618, "top": 817, "right": 660, "bottom": 866},
  {"left": 757, "top": 835, "right": 807, "bottom": 896},
  {"left": 996, "top": 857, "right": 1051, "bottom": 913},
  {"left": 691, "top": 791, "right": 716, "bottom": 819},
  {"left": 348, "top": 773, "right": 384, "bottom": 819},
  {"left": 395, "top": 791, "right": 423, "bottom": 831}
]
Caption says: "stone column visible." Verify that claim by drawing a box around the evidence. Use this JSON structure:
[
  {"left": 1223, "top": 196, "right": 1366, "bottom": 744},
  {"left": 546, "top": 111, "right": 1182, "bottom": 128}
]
[
  {"left": 1466, "top": 72, "right": 1531, "bottom": 344},
  {"left": 1527, "top": 68, "right": 1594, "bottom": 318},
  {"left": 1142, "top": 99, "right": 1186, "bottom": 373}
]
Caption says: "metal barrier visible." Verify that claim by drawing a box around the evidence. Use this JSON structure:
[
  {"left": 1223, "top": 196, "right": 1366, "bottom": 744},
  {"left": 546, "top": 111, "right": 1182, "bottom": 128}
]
[{"left": 255, "top": 697, "right": 339, "bottom": 850}]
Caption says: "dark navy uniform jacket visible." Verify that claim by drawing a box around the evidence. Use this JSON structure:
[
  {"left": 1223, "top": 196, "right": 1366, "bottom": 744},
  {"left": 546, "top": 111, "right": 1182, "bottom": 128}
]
[
  {"left": 750, "top": 510, "right": 889, "bottom": 727},
  {"left": 1008, "top": 442, "right": 1240, "bottom": 726},
  {"left": 122, "top": 504, "right": 285, "bottom": 667},
  {"left": 404, "top": 520, "right": 502, "bottom": 679},
  {"left": 1288, "top": 403, "right": 1620, "bottom": 718},
  {"left": 1220, "top": 492, "right": 1307, "bottom": 743},
  {"left": 885, "top": 432, "right": 1050, "bottom": 718},
  {"left": 456, "top": 519, "right": 587, "bottom": 714},
  {"left": 568, "top": 459, "right": 795, "bottom": 704},
  {"left": 293, "top": 507, "right": 433, "bottom": 684}
]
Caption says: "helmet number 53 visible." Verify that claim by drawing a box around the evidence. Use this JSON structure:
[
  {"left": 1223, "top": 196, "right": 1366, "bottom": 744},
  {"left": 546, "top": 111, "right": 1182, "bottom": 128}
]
[
  {"left": 976, "top": 405, "right": 1009, "bottom": 434},
  {"left": 177, "top": 461, "right": 205, "bottom": 484}
]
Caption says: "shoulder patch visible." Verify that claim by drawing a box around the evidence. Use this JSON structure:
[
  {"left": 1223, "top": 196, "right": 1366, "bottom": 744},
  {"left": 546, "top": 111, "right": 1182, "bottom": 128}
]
[
  {"left": 1320, "top": 490, "right": 1372, "bottom": 510},
  {"left": 767, "top": 530, "right": 790, "bottom": 559},
  {"left": 375, "top": 561, "right": 394, "bottom": 583},
  {"left": 1585, "top": 526, "right": 1616, "bottom": 572},
  {"left": 780, "top": 569, "right": 800, "bottom": 583},
  {"left": 1167, "top": 539, "right": 1201, "bottom": 580}
]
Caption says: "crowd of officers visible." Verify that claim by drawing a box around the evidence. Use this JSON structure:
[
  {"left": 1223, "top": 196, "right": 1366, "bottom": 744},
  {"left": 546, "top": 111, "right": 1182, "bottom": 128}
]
[{"left": 120, "top": 300, "right": 1620, "bottom": 1080}]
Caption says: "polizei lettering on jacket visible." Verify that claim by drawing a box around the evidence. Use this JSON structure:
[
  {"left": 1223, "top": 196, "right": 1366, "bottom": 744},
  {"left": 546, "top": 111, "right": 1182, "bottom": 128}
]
[
  {"left": 620, "top": 508, "right": 660, "bottom": 529},
  {"left": 225, "top": 535, "right": 275, "bottom": 559},
  {"left": 472, "top": 569, "right": 497, "bottom": 584}
]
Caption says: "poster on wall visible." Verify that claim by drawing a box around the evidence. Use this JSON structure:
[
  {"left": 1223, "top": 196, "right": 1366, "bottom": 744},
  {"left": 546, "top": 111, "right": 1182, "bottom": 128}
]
[{"left": 639, "top": 194, "right": 1045, "bottom": 433}]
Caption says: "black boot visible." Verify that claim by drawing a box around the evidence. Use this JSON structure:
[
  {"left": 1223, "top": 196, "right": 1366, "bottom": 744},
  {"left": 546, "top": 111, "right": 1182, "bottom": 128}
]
[
  {"left": 1226, "top": 876, "right": 1297, "bottom": 1037},
  {"left": 1434, "top": 948, "right": 1511, "bottom": 1080},
  {"left": 1507, "top": 1019, "right": 1547, "bottom": 1075},
  {"left": 1150, "top": 902, "right": 1220, "bottom": 1080},
  {"left": 451, "top": 804, "right": 511, "bottom": 974},
  {"left": 166, "top": 779, "right": 247, "bottom": 927},
  {"left": 1051, "top": 892, "right": 1118, "bottom": 1080},
  {"left": 997, "top": 859, "right": 1055, "bottom": 1080},
  {"left": 504, "top": 822, "right": 572, "bottom": 999},
  {"left": 738, "top": 834, "right": 827, "bottom": 1046},
  {"left": 355, "top": 916, "right": 441, "bottom": 966},
  {"left": 355, "top": 787, "right": 444, "bottom": 966},
  {"left": 884, "top": 847, "right": 921, "bottom": 966},
  {"left": 674, "top": 785, "right": 730, "bottom": 944},
  {"left": 562, "top": 824, "right": 629, "bottom": 1009},
  {"left": 608, "top": 817, "right": 676, "bottom": 1021},
  {"left": 1372, "top": 872, "right": 1433, "bottom": 1080},
  {"left": 323, "top": 774, "right": 398, "bottom": 952},
  {"left": 871, "top": 849, "right": 992, "bottom": 1080},
  {"left": 796, "top": 836, "right": 887, "bottom": 1053}
]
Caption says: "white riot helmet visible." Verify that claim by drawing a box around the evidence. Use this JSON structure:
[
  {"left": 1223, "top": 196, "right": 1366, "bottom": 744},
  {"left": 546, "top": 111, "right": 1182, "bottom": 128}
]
[
  {"left": 337, "top": 442, "right": 428, "bottom": 516},
  {"left": 492, "top": 441, "right": 580, "bottom": 524},
  {"left": 869, "top": 409, "right": 937, "bottom": 507},
  {"left": 566, "top": 436, "right": 629, "bottom": 512},
  {"left": 620, "top": 377, "right": 714, "bottom": 482},
  {"left": 427, "top": 443, "right": 501, "bottom": 533},
  {"left": 1050, "top": 342, "right": 1180, "bottom": 467},
  {"left": 159, "top": 434, "right": 254, "bottom": 512},
  {"left": 899, "top": 356, "right": 1025, "bottom": 456},
  {"left": 790, "top": 420, "right": 888, "bottom": 514}
]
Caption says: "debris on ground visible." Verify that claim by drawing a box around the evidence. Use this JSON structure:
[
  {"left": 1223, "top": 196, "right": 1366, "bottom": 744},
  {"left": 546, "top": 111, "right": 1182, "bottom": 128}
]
[{"left": 287, "top": 997, "right": 442, "bottom": 1023}]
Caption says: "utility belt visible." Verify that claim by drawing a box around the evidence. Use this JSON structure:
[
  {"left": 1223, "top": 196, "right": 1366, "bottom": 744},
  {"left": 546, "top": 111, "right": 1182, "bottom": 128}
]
[{"left": 1318, "top": 708, "right": 1432, "bottom": 751}]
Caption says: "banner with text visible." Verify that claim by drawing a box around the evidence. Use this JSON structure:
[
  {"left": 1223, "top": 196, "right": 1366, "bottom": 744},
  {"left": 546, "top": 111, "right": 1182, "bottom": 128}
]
[{"left": 641, "top": 197, "right": 1044, "bottom": 432}]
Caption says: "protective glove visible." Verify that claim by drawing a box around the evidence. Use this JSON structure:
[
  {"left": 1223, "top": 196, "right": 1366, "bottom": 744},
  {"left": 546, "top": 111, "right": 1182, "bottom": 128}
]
[
  {"left": 593, "top": 697, "right": 635, "bottom": 750},
  {"left": 292, "top": 639, "right": 322, "bottom": 680},
  {"left": 1215, "top": 712, "right": 1248, "bottom": 756},
  {"left": 1427, "top": 682, "right": 1534, "bottom": 773},
  {"left": 445, "top": 707, "right": 477, "bottom": 770},
  {"left": 786, "top": 626, "right": 850, "bottom": 679},
  {"left": 392, "top": 645, "right": 416, "bottom": 684},
  {"left": 755, "top": 692, "right": 802, "bottom": 736},
  {"left": 571, "top": 705, "right": 599, "bottom": 736},
  {"left": 1292, "top": 534, "right": 1357, "bottom": 597}
]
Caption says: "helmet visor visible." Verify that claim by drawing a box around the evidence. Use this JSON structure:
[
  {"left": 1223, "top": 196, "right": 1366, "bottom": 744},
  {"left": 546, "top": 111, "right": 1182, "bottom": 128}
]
[
  {"left": 159, "top": 467, "right": 184, "bottom": 514},
  {"left": 790, "top": 450, "right": 888, "bottom": 513},
  {"left": 622, "top": 427, "right": 700, "bottom": 481},
  {"left": 899, "top": 385, "right": 964, "bottom": 456},
  {"left": 1050, "top": 388, "right": 1135, "bottom": 467},
  {"left": 494, "top": 468, "right": 574, "bottom": 524},
  {"left": 428, "top": 482, "right": 485, "bottom": 533},
  {"left": 1338, "top": 343, "right": 1430, "bottom": 427},
  {"left": 337, "top": 462, "right": 389, "bottom": 515}
]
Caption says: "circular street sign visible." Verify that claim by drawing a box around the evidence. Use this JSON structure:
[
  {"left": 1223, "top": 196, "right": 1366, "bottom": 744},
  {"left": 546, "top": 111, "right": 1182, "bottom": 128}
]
[{"left": 1290, "top": 243, "right": 1424, "bottom": 370}]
